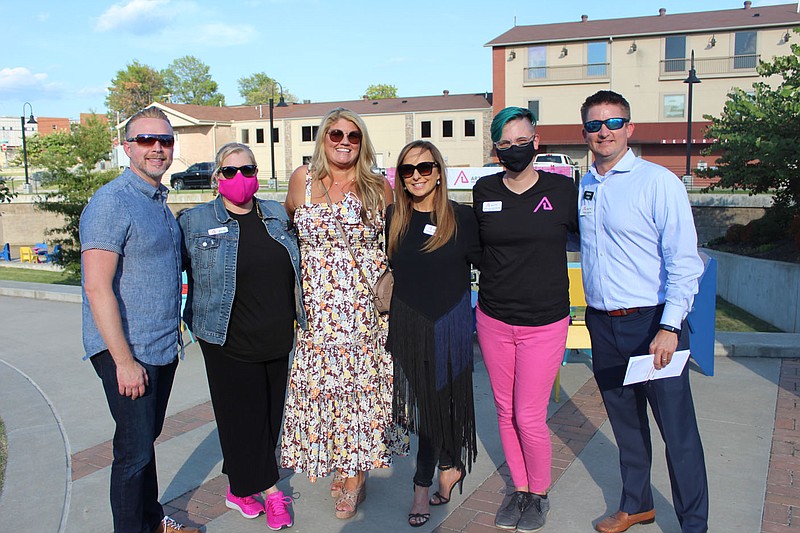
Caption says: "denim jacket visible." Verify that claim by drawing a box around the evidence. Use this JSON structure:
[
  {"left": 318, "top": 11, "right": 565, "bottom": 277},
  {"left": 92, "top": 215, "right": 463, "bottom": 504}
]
[{"left": 178, "top": 195, "right": 307, "bottom": 345}]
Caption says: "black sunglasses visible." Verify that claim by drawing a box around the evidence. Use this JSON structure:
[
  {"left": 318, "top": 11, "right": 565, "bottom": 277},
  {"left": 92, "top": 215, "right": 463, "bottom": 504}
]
[
  {"left": 218, "top": 165, "right": 258, "bottom": 179},
  {"left": 583, "top": 118, "right": 629, "bottom": 133},
  {"left": 397, "top": 162, "right": 439, "bottom": 180},
  {"left": 328, "top": 129, "right": 362, "bottom": 144},
  {"left": 125, "top": 134, "right": 175, "bottom": 147}
]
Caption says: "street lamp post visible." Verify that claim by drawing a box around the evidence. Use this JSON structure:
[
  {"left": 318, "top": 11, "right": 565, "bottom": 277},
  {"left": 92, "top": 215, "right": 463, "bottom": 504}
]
[
  {"left": 269, "top": 83, "right": 288, "bottom": 191},
  {"left": 21, "top": 102, "right": 37, "bottom": 193},
  {"left": 683, "top": 50, "right": 701, "bottom": 183}
]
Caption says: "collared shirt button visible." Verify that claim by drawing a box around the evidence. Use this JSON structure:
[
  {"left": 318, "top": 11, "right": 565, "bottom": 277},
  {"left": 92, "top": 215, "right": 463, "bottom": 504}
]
[{"left": 281, "top": 235, "right": 285, "bottom": 239}]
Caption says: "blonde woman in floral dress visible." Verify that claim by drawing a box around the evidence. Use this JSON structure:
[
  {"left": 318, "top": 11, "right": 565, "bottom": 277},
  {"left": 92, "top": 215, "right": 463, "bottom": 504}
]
[{"left": 281, "top": 107, "right": 408, "bottom": 520}]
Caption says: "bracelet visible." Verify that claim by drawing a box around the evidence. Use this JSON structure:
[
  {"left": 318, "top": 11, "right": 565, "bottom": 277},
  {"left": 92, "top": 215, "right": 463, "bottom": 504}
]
[{"left": 659, "top": 324, "right": 681, "bottom": 334}]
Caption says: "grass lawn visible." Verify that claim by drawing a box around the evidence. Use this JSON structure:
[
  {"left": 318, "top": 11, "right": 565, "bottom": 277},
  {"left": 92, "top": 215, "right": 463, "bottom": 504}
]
[
  {"left": 0, "top": 268, "right": 79, "bottom": 286},
  {"left": 0, "top": 417, "right": 6, "bottom": 495},
  {"left": 715, "top": 296, "right": 782, "bottom": 333}
]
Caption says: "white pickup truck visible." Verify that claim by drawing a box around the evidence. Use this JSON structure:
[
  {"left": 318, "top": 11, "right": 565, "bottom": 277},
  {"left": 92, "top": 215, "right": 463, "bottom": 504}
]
[{"left": 533, "top": 153, "right": 581, "bottom": 183}]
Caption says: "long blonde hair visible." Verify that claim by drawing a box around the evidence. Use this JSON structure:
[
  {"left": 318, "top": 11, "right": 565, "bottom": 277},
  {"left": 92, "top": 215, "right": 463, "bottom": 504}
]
[
  {"left": 388, "top": 140, "right": 456, "bottom": 258},
  {"left": 309, "top": 107, "right": 386, "bottom": 224}
]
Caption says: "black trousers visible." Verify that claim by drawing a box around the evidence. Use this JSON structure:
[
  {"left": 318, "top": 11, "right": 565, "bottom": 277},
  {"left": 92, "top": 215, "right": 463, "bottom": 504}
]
[
  {"left": 199, "top": 340, "right": 289, "bottom": 497},
  {"left": 413, "top": 434, "right": 458, "bottom": 488},
  {"left": 586, "top": 306, "right": 709, "bottom": 533}
]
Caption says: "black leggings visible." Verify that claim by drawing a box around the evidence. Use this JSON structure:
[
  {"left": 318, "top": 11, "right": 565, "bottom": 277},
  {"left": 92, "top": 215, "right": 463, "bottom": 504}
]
[{"left": 413, "top": 433, "right": 460, "bottom": 488}]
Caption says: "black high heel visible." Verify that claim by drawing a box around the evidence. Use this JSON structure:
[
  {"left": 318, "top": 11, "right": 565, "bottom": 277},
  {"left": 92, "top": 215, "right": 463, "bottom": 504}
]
[
  {"left": 409, "top": 484, "right": 431, "bottom": 528},
  {"left": 429, "top": 466, "right": 466, "bottom": 506}
]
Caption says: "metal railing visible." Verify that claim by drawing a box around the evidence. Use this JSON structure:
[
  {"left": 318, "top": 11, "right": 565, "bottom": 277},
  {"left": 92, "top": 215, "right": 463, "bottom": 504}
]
[
  {"left": 524, "top": 63, "right": 610, "bottom": 83},
  {"left": 660, "top": 54, "right": 760, "bottom": 78}
]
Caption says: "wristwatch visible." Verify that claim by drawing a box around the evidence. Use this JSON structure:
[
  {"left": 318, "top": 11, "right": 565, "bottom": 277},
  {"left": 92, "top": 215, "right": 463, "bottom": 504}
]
[{"left": 659, "top": 324, "right": 681, "bottom": 334}]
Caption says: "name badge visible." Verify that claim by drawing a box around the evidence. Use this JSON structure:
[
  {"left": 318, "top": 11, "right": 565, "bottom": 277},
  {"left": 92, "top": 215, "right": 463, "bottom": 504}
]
[
  {"left": 208, "top": 227, "right": 228, "bottom": 235},
  {"left": 423, "top": 224, "right": 437, "bottom": 236},
  {"left": 580, "top": 203, "right": 594, "bottom": 216},
  {"left": 483, "top": 201, "right": 502, "bottom": 212}
]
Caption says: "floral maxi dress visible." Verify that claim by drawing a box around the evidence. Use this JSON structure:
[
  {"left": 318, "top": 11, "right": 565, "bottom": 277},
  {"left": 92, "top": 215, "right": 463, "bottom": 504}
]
[{"left": 280, "top": 177, "right": 408, "bottom": 481}]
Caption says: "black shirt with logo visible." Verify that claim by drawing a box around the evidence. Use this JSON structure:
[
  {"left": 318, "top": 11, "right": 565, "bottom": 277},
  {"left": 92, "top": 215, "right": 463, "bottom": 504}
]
[{"left": 473, "top": 171, "right": 578, "bottom": 326}]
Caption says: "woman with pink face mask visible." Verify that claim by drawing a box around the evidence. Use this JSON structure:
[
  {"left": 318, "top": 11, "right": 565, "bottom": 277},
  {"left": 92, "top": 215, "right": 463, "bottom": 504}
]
[{"left": 178, "top": 142, "right": 307, "bottom": 531}]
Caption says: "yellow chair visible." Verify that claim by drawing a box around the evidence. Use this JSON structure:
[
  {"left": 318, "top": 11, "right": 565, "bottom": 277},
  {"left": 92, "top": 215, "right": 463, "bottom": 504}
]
[
  {"left": 553, "top": 265, "right": 592, "bottom": 402},
  {"left": 20, "top": 247, "right": 37, "bottom": 263}
]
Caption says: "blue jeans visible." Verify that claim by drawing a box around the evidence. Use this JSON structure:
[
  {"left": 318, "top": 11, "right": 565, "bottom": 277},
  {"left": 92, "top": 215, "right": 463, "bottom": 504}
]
[{"left": 91, "top": 350, "right": 177, "bottom": 533}]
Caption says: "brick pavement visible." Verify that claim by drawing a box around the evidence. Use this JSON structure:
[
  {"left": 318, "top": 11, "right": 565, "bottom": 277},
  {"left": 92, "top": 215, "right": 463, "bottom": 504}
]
[
  {"left": 68, "top": 359, "right": 800, "bottom": 532},
  {"left": 761, "top": 359, "right": 800, "bottom": 533}
]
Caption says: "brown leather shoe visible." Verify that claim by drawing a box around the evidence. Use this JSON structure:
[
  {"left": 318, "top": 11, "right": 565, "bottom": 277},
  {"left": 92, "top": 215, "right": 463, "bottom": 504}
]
[
  {"left": 595, "top": 510, "right": 656, "bottom": 533},
  {"left": 152, "top": 515, "right": 200, "bottom": 533}
]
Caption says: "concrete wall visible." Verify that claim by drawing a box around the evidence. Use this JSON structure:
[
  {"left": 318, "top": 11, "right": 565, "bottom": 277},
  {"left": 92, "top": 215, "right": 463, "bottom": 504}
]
[
  {"left": 688, "top": 193, "right": 771, "bottom": 245},
  {"left": 703, "top": 248, "right": 800, "bottom": 334}
]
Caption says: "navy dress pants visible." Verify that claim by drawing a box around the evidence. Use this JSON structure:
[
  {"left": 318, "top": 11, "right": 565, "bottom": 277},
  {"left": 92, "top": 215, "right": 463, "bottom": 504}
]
[
  {"left": 92, "top": 350, "right": 177, "bottom": 533},
  {"left": 586, "top": 306, "right": 709, "bottom": 533}
]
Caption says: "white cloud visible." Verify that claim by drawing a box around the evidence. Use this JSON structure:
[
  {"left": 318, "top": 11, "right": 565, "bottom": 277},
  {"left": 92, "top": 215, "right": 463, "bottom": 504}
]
[
  {"left": 0, "top": 67, "right": 58, "bottom": 94},
  {"left": 94, "top": 0, "right": 173, "bottom": 34}
]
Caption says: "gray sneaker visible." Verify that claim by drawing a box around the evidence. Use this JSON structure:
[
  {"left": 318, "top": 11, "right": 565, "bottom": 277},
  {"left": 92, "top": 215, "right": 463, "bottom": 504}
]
[
  {"left": 495, "top": 491, "right": 532, "bottom": 529},
  {"left": 517, "top": 493, "right": 550, "bottom": 532}
]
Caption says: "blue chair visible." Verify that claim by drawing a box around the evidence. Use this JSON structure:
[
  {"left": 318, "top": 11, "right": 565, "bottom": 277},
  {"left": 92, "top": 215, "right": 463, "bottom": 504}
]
[
  {"left": 45, "top": 244, "right": 63, "bottom": 263},
  {"left": 1, "top": 243, "right": 10, "bottom": 261}
]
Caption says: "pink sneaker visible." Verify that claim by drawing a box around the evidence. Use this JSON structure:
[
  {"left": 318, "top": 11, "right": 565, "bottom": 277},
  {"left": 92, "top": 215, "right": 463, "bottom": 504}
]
[
  {"left": 265, "top": 490, "right": 294, "bottom": 530},
  {"left": 226, "top": 487, "right": 265, "bottom": 519}
]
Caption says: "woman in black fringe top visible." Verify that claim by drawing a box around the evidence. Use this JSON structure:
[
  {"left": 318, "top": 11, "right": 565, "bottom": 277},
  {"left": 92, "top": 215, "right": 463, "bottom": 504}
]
[{"left": 386, "top": 140, "right": 482, "bottom": 528}]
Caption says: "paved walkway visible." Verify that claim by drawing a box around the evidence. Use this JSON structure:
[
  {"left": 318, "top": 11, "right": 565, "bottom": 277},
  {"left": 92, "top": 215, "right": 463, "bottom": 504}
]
[{"left": 0, "top": 285, "right": 797, "bottom": 532}]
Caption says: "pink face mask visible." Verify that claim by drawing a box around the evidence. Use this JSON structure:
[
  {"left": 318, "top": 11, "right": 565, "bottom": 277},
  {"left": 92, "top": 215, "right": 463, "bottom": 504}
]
[{"left": 217, "top": 171, "right": 259, "bottom": 205}]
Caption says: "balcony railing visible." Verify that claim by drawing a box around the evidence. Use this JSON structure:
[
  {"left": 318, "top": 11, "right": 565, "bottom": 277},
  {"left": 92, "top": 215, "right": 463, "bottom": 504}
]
[
  {"left": 524, "top": 63, "right": 610, "bottom": 84},
  {"left": 660, "top": 54, "right": 760, "bottom": 78}
]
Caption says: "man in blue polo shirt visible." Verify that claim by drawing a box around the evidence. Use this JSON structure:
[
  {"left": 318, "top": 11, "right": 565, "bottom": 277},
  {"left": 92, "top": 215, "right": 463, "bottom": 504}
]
[
  {"left": 80, "top": 106, "right": 197, "bottom": 533},
  {"left": 578, "top": 91, "right": 708, "bottom": 533}
]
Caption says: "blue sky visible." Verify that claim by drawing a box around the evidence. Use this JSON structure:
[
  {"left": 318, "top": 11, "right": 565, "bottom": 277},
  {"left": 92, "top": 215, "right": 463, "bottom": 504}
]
[{"left": 2, "top": 0, "right": 793, "bottom": 119}]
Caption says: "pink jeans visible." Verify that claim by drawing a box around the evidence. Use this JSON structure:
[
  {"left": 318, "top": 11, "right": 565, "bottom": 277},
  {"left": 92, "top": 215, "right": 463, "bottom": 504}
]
[{"left": 476, "top": 306, "right": 568, "bottom": 493}]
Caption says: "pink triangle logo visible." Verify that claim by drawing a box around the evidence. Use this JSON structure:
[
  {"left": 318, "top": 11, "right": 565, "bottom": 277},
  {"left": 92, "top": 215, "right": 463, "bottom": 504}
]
[{"left": 534, "top": 196, "right": 553, "bottom": 212}]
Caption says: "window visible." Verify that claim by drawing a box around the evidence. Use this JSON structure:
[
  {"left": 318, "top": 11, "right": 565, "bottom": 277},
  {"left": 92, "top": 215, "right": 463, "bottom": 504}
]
[
  {"left": 442, "top": 120, "right": 453, "bottom": 138},
  {"left": 272, "top": 128, "right": 279, "bottom": 143},
  {"left": 527, "top": 100, "right": 540, "bottom": 122},
  {"left": 256, "top": 128, "right": 265, "bottom": 144},
  {"left": 421, "top": 121, "right": 431, "bottom": 138},
  {"left": 464, "top": 119, "right": 476, "bottom": 137},
  {"left": 664, "top": 35, "right": 686, "bottom": 72},
  {"left": 302, "top": 155, "right": 312, "bottom": 165},
  {"left": 302, "top": 125, "right": 319, "bottom": 142},
  {"left": 527, "top": 46, "right": 546, "bottom": 79},
  {"left": 587, "top": 41, "right": 607, "bottom": 77},
  {"left": 241, "top": 129, "right": 250, "bottom": 144},
  {"left": 663, "top": 94, "right": 686, "bottom": 118},
  {"left": 734, "top": 31, "right": 757, "bottom": 69}
]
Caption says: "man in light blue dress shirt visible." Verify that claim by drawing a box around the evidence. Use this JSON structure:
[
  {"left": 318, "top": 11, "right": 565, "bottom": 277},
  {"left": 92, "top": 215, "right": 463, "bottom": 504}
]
[{"left": 578, "top": 91, "right": 708, "bottom": 533}]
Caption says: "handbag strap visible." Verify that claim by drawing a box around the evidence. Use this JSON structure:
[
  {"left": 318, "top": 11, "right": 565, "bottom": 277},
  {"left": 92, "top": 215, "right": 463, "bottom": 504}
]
[{"left": 322, "top": 186, "right": 378, "bottom": 301}]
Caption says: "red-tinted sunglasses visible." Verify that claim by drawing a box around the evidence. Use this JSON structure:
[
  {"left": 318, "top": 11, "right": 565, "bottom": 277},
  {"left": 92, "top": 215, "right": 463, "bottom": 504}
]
[
  {"left": 328, "top": 129, "right": 362, "bottom": 144},
  {"left": 126, "top": 134, "right": 175, "bottom": 147}
]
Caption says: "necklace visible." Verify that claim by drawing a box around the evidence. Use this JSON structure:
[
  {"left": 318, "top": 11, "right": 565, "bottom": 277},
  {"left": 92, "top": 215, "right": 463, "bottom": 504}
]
[{"left": 332, "top": 176, "right": 355, "bottom": 187}]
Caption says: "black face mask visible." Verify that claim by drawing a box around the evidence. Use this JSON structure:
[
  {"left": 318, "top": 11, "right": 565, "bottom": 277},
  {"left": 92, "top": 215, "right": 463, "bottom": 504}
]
[{"left": 496, "top": 142, "right": 535, "bottom": 173}]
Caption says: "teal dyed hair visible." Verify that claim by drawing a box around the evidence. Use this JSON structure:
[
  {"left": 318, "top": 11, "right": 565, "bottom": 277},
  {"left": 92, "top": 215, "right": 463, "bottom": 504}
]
[{"left": 490, "top": 107, "right": 537, "bottom": 142}]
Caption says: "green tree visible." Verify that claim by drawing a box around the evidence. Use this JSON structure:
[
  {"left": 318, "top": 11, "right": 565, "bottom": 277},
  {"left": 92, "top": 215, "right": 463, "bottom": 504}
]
[
  {"left": 33, "top": 114, "right": 116, "bottom": 275},
  {"left": 162, "top": 55, "right": 225, "bottom": 106},
  {"left": 363, "top": 83, "right": 398, "bottom": 99},
  {"left": 701, "top": 30, "right": 800, "bottom": 221},
  {"left": 0, "top": 178, "right": 14, "bottom": 203},
  {"left": 106, "top": 61, "right": 167, "bottom": 121},
  {"left": 237, "top": 72, "right": 297, "bottom": 105}
]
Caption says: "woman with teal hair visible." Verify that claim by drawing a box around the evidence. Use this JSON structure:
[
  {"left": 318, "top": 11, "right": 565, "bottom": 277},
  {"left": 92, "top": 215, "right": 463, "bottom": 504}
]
[{"left": 472, "top": 106, "right": 579, "bottom": 532}]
